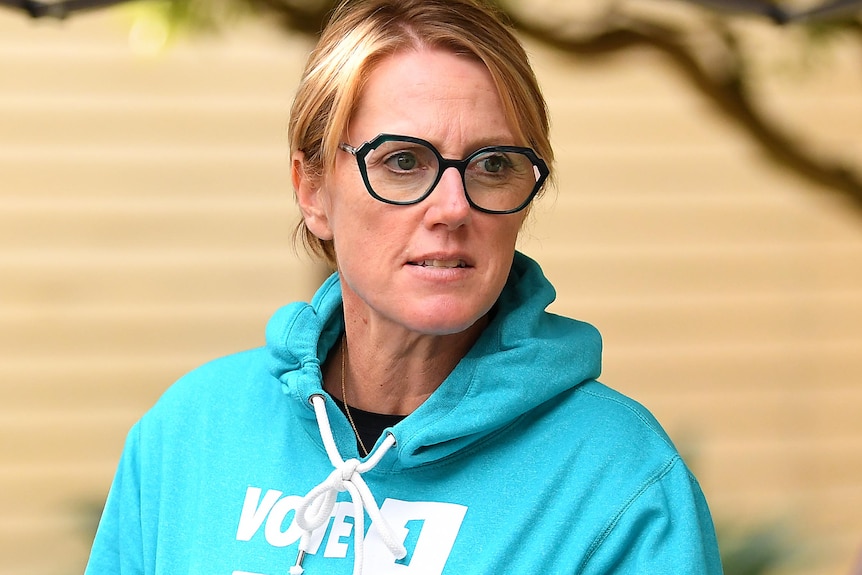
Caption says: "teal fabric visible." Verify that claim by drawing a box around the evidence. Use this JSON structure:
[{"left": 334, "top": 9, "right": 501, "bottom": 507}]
[{"left": 86, "top": 251, "right": 722, "bottom": 574}]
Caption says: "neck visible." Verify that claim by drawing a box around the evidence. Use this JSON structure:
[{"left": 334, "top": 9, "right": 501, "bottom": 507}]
[{"left": 324, "top": 316, "right": 488, "bottom": 416}]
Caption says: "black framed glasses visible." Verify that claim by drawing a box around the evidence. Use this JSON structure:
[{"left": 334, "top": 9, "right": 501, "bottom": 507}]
[{"left": 338, "top": 134, "right": 549, "bottom": 214}]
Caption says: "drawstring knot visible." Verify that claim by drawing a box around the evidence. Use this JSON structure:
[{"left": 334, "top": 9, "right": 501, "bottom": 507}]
[
  {"left": 294, "top": 459, "right": 360, "bottom": 534},
  {"left": 290, "top": 395, "right": 407, "bottom": 575},
  {"left": 338, "top": 458, "right": 361, "bottom": 482}
]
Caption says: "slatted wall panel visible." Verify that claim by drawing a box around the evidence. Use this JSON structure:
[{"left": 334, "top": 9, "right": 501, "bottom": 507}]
[
  {"left": 0, "top": 7, "right": 860, "bottom": 575},
  {"left": 0, "top": 10, "right": 317, "bottom": 574}
]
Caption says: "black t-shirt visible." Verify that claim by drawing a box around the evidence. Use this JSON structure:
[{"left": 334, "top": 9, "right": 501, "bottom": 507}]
[{"left": 331, "top": 396, "right": 406, "bottom": 455}]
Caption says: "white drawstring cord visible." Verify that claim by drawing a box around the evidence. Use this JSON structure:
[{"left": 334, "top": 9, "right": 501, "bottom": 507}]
[{"left": 290, "top": 394, "right": 407, "bottom": 575}]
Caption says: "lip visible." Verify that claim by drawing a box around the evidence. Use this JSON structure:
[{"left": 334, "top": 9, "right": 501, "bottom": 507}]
[{"left": 405, "top": 252, "right": 474, "bottom": 269}]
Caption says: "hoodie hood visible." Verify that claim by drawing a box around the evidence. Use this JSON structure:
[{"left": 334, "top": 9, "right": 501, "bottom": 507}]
[{"left": 267, "top": 251, "right": 602, "bottom": 468}]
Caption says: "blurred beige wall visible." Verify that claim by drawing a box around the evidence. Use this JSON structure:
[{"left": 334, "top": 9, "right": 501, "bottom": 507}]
[{"left": 1, "top": 5, "right": 860, "bottom": 575}]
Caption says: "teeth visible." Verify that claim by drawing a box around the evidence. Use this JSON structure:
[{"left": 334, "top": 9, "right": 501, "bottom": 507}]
[{"left": 418, "top": 259, "right": 466, "bottom": 268}]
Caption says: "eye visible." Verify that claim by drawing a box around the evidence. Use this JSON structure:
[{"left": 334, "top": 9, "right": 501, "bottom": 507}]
[
  {"left": 385, "top": 151, "right": 419, "bottom": 171},
  {"left": 481, "top": 154, "right": 507, "bottom": 173},
  {"left": 474, "top": 152, "right": 513, "bottom": 175}
]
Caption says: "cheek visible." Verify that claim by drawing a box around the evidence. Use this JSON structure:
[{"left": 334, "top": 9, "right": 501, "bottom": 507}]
[
  {"left": 487, "top": 215, "right": 526, "bottom": 250},
  {"left": 331, "top": 201, "right": 397, "bottom": 261}
]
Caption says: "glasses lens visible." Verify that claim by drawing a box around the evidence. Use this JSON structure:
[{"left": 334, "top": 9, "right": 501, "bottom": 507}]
[
  {"left": 361, "top": 139, "right": 439, "bottom": 204},
  {"left": 464, "top": 150, "right": 540, "bottom": 213}
]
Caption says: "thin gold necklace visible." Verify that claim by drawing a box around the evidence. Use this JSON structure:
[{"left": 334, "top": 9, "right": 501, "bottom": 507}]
[{"left": 341, "top": 333, "right": 369, "bottom": 457}]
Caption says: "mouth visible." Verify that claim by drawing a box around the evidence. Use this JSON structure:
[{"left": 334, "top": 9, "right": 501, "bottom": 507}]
[{"left": 408, "top": 259, "right": 468, "bottom": 269}]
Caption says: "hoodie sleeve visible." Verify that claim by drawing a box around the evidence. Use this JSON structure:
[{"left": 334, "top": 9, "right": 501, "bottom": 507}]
[
  {"left": 84, "top": 423, "right": 146, "bottom": 575},
  {"left": 581, "top": 456, "right": 723, "bottom": 575}
]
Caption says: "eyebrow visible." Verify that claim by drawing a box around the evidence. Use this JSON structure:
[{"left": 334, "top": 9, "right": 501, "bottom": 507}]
[{"left": 420, "top": 135, "right": 522, "bottom": 157}]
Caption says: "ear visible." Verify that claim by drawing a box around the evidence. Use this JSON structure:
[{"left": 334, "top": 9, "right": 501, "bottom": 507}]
[{"left": 292, "top": 151, "right": 334, "bottom": 241}]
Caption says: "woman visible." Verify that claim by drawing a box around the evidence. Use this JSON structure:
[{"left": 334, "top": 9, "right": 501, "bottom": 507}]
[{"left": 86, "top": 0, "right": 723, "bottom": 574}]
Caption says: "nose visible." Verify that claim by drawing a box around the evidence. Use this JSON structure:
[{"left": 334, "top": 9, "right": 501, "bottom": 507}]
[{"left": 423, "top": 166, "right": 472, "bottom": 229}]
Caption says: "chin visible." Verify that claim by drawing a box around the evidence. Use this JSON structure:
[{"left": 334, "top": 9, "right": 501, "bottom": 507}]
[{"left": 406, "top": 304, "right": 492, "bottom": 337}]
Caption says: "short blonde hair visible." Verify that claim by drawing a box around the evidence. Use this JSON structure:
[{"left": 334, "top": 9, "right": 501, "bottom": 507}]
[{"left": 289, "top": 0, "right": 553, "bottom": 267}]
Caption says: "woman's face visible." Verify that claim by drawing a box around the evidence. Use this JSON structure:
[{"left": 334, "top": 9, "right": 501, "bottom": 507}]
[{"left": 299, "top": 48, "right": 528, "bottom": 337}]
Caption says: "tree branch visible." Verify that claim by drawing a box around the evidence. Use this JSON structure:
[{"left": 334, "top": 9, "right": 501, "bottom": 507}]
[{"left": 505, "top": 9, "right": 862, "bottom": 211}]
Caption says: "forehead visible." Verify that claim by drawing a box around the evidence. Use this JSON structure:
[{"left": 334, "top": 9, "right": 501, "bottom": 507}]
[{"left": 348, "top": 48, "right": 515, "bottom": 150}]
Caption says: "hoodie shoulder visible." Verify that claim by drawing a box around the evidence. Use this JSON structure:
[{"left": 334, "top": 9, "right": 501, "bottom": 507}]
[
  {"left": 142, "top": 348, "right": 275, "bottom": 429},
  {"left": 573, "top": 380, "right": 676, "bottom": 451}
]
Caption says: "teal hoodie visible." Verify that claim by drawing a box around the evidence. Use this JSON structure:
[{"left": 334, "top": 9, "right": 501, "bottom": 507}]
[{"left": 86, "top": 252, "right": 722, "bottom": 574}]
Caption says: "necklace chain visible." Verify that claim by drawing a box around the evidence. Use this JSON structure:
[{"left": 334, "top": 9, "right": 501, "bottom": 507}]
[{"left": 341, "top": 333, "right": 369, "bottom": 457}]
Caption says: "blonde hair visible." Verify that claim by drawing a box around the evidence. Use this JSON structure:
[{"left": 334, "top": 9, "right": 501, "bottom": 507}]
[{"left": 288, "top": 0, "right": 553, "bottom": 267}]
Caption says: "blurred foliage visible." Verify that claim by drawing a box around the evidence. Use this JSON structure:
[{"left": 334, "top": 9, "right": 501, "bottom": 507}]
[
  {"left": 717, "top": 521, "right": 806, "bottom": 575},
  {"left": 679, "top": 442, "right": 809, "bottom": 575},
  {"left": 131, "top": 0, "right": 251, "bottom": 35}
]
